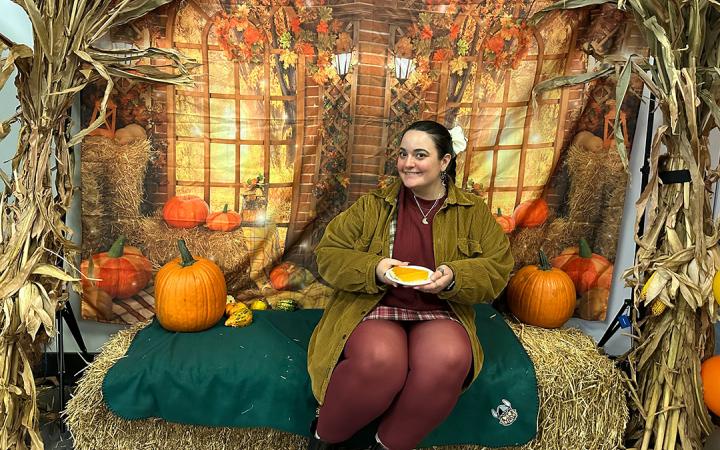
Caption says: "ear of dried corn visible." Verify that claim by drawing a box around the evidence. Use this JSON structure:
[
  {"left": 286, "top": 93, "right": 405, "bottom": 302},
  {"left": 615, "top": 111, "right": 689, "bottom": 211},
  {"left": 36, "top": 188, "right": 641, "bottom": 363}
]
[
  {"left": 0, "top": 0, "right": 195, "bottom": 447},
  {"left": 533, "top": 0, "right": 720, "bottom": 448}
]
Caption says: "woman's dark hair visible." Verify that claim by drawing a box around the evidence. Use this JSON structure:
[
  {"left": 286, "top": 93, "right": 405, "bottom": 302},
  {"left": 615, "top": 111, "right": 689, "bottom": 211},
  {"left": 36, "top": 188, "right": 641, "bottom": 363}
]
[{"left": 401, "top": 120, "right": 457, "bottom": 180}]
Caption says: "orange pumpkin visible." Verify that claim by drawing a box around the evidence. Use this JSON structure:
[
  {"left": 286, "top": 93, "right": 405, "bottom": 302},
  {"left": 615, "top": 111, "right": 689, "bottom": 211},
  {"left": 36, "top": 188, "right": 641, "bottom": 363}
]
[
  {"left": 551, "top": 238, "right": 613, "bottom": 296},
  {"left": 206, "top": 204, "right": 242, "bottom": 232},
  {"left": 269, "top": 261, "right": 313, "bottom": 291},
  {"left": 494, "top": 208, "right": 516, "bottom": 234},
  {"left": 155, "top": 239, "right": 227, "bottom": 332},
  {"left": 512, "top": 198, "right": 549, "bottom": 228},
  {"left": 162, "top": 195, "right": 209, "bottom": 228},
  {"left": 80, "top": 236, "right": 152, "bottom": 299},
  {"left": 577, "top": 287, "right": 609, "bottom": 321},
  {"left": 701, "top": 355, "right": 720, "bottom": 416},
  {"left": 507, "top": 250, "right": 576, "bottom": 328}
]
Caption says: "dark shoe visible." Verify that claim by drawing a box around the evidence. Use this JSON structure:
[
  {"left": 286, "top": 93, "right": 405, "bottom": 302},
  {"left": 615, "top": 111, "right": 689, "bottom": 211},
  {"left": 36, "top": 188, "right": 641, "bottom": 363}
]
[
  {"left": 307, "top": 434, "right": 337, "bottom": 450},
  {"left": 308, "top": 417, "right": 338, "bottom": 450}
]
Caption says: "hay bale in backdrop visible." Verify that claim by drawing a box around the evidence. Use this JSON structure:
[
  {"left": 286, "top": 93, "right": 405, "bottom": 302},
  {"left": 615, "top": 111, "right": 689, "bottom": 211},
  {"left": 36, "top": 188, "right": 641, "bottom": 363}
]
[
  {"left": 594, "top": 148, "right": 627, "bottom": 261},
  {"left": 81, "top": 135, "right": 152, "bottom": 257},
  {"left": 65, "top": 320, "right": 628, "bottom": 450},
  {"left": 130, "top": 212, "right": 252, "bottom": 293}
]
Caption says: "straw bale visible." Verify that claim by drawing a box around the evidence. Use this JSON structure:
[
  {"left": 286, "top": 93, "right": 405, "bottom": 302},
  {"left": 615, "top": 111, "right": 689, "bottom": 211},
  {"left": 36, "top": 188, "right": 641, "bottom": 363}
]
[
  {"left": 80, "top": 159, "right": 111, "bottom": 257},
  {"left": 81, "top": 135, "right": 153, "bottom": 255},
  {"left": 65, "top": 318, "right": 627, "bottom": 450},
  {"left": 565, "top": 144, "right": 605, "bottom": 239},
  {"left": 130, "top": 212, "right": 253, "bottom": 293},
  {"left": 593, "top": 149, "right": 627, "bottom": 260}
]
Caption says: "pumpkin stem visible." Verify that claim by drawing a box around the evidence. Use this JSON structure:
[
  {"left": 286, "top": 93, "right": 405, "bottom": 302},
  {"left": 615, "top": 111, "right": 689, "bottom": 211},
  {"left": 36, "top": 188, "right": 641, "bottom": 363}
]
[
  {"left": 579, "top": 238, "right": 592, "bottom": 258},
  {"left": 108, "top": 235, "right": 126, "bottom": 258},
  {"left": 177, "top": 239, "right": 197, "bottom": 267},
  {"left": 538, "top": 250, "right": 552, "bottom": 271},
  {"left": 223, "top": 204, "right": 228, "bottom": 213},
  {"left": 497, "top": 208, "right": 502, "bottom": 216}
]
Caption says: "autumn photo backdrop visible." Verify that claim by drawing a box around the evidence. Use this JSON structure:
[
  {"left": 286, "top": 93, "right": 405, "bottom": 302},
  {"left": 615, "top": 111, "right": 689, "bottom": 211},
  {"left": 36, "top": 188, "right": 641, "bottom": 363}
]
[{"left": 77, "top": 0, "right": 644, "bottom": 325}]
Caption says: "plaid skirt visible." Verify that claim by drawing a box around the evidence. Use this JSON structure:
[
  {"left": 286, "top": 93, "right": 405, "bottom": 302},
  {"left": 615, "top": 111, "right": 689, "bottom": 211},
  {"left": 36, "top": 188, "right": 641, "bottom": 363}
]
[{"left": 362, "top": 305, "right": 460, "bottom": 323}]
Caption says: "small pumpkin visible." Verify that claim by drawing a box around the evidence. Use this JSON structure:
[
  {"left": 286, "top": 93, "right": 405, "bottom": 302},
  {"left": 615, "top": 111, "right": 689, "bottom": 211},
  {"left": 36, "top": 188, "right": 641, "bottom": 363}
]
[
  {"left": 80, "top": 236, "right": 152, "bottom": 299},
  {"left": 551, "top": 238, "right": 613, "bottom": 296},
  {"left": 701, "top": 355, "right": 720, "bottom": 416},
  {"left": 163, "top": 195, "right": 209, "bottom": 229},
  {"left": 114, "top": 124, "right": 147, "bottom": 145},
  {"left": 577, "top": 287, "right": 609, "bottom": 321},
  {"left": 512, "top": 198, "right": 549, "bottom": 228},
  {"left": 225, "top": 308, "right": 253, "bottom": 327},
  {"left": 269, "top": 261, "right": 314, "bottom": 291},
  {"left": 275, "top": 298, "right": 298, "bottom": 311},
  {"left": 155, "top": 239, "right": 227, "bottom": 332},
  {"left": 494, "top": 208, "right": 516, "bottom": 234},
  {"left": 250, "top": 300, "right": 269, "bottom": 310},
  {"left": 506, "top": 250, "right": 576, "bottom": 328},
  {"left": 572, "top": 130, "right": 604, "bottom": 153},
  {"left": 225, "top": 301, "right": 249, "bottom": 317},
  {"left": 206, "top": 204, "right": 242, "bottom": 232}
]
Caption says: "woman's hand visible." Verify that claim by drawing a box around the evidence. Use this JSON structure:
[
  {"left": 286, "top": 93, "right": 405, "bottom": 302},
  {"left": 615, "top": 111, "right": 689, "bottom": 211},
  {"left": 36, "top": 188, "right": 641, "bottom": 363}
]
[
  {"left": 375, "top": 258, "right": 409, "bottom": 287},
  {"left": 414, "top": 264, "right": 454, "bottom": 294}
]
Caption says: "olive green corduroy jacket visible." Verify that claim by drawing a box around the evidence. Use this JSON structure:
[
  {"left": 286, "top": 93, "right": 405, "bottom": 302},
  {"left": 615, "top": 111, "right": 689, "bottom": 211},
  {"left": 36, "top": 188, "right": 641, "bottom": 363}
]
[{"left": 307, "top": 180, "right": 514, "bottom": 403}]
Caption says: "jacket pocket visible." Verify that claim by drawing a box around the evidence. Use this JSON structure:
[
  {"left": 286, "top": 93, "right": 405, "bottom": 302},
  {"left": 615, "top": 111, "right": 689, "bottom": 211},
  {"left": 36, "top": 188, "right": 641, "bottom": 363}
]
[{"left": 458, "top": 238, "right": 483, "bottom": 258}]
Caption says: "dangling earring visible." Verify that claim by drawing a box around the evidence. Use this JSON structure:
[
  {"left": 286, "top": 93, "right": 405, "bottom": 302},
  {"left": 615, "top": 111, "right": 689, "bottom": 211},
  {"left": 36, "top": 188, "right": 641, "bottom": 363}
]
[{"left": 440, "top": 170, "right": 448, "bottom": 187}]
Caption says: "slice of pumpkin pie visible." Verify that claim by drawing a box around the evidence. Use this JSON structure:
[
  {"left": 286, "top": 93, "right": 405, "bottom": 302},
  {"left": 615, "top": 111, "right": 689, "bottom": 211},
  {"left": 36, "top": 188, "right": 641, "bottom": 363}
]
[{"left": 391, "top": 266, "right": 430, "bottom": 283}]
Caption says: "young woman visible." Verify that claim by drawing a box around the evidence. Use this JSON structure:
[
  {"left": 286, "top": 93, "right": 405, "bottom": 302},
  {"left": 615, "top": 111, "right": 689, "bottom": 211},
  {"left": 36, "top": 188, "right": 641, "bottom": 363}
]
[{"left": 307, "top": 120, "right": 513, "bottom": 450}]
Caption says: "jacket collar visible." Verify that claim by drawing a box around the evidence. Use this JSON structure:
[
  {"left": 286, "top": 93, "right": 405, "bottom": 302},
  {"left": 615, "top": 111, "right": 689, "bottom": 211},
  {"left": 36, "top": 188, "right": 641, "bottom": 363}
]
[{"left": 373, "top": 178, "right": 475, "bottom": 206}]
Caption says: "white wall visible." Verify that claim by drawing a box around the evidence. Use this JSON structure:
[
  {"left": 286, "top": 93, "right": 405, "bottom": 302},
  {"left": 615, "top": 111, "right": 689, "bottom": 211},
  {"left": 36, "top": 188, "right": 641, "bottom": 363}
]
[{"left": 1, "top": 0, "right": 718, "bottom": 355}]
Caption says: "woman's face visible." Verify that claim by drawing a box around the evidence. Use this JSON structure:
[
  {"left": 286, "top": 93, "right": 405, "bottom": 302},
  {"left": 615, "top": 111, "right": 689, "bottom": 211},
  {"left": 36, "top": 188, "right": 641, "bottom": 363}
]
[{"left": 397, "top": 130, "right": 450, "bottom": 194}]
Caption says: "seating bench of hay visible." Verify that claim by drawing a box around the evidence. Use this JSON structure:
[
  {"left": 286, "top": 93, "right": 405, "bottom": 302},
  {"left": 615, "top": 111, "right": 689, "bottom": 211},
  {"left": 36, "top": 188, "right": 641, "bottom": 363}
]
[{"left": 65, "top": 315, "right": 628, "bottom": 450}]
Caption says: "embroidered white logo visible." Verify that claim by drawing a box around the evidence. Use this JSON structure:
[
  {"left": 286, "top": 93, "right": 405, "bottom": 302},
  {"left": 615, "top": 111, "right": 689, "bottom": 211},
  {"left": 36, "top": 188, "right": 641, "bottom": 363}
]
[{"left": 490, "top": 399, "right": 518, "bottom": 426}]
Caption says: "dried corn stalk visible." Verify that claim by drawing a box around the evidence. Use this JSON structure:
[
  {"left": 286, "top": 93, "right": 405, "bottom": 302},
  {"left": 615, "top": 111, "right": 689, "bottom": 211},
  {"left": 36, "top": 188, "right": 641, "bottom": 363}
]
[
  {"left": 532, "top": 0, "right": 720, "bottom": 448},
  {"left": 0, "top": 0, "right": 196, "bottom": 447}
]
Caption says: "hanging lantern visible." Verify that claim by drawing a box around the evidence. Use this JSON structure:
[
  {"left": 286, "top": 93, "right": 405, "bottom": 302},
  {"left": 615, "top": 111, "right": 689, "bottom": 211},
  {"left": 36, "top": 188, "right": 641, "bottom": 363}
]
[
  {"left": 332, "top": 51, "right": 352, "bottom": 80},
  {"left": 394, "top": 56, "right": 416, "bottom": 84}
]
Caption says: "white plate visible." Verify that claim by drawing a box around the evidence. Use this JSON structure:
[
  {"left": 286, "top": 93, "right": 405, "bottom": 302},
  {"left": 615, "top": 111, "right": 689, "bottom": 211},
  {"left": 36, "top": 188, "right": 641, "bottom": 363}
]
[{"left": 385, "top": 265, "right": 434, "bottom": 286}]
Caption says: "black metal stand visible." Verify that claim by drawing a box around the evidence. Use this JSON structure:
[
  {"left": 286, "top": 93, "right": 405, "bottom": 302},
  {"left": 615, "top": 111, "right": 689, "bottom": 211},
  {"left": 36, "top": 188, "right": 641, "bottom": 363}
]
[
  {"left": 598, "top": 92, "right": 655, "bottom": 350},
  {"left": 598, "top": 297, "right": 634, "bottom": 347},
  {"left": 56, "top": 301, "right": 91, "bottom": 413}
]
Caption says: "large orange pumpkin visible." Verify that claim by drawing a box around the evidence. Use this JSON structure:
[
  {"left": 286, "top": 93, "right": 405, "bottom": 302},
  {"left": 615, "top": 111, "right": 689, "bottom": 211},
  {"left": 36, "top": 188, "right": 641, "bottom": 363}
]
[
  {"left": 494, "top": 208, "right": 516, "bottom": 234},
  {"left": 162, "top": 195, "right": 209, "bottom": 228},
  {"left": 551, "top": 238, "right": 613, "bottom": 296},
  {"left": 701, "top": 355, "right": 720, "bottom": 416},
  {"left": 155, "top": 239, "right": 227, "bottom": 332},
  {"left": 269, "top": 261, "right": 313, "bottom": 291},
  {"left": 512, "top": 198, "right": 549, "bottom": 228},
  {"left": 80, "top": 236, "right": 152, "bottom": 299},
  {"left": 206, "top": 204, "right": 242, "bottom": 232},
  {"left": 507, "top": 250, "right": 576, "bottom": 328}
]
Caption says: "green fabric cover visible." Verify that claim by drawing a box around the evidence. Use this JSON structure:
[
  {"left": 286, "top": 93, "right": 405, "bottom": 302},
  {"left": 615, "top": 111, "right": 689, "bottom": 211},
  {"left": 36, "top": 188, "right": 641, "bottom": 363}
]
[{"left": 103, "top": 304, "right": 538, "bottom": 448}]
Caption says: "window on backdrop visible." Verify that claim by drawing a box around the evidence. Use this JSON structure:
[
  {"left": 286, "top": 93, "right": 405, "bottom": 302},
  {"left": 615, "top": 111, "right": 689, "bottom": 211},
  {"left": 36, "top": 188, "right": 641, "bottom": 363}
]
[
  {"left": 169, "top": 0, "right": 298, "bottom": 249},
  {"left": 453, "top": 14, "right": 577, "bottom": 217}
]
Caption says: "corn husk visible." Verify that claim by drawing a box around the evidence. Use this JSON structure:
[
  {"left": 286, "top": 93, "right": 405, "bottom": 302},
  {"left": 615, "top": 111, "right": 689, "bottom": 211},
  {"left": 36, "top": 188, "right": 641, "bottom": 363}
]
[
  {"left": 533, "top": 0, "right": 720, "bottom": 447},
  {"left": 0, "top": 0, "right": 196, "bottom": 446}
]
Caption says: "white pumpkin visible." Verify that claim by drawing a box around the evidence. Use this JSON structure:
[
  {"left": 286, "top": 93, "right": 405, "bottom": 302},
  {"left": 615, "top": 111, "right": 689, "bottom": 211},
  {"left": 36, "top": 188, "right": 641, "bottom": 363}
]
[{"left": 114, "top": 124, "right": 147, "bottom": 145}]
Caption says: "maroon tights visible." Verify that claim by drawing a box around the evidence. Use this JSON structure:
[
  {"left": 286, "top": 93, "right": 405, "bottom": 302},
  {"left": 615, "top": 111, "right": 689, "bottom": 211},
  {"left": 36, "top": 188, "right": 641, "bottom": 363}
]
[{"left": 316, "top": 319, "right": 472, "bottom": 450}]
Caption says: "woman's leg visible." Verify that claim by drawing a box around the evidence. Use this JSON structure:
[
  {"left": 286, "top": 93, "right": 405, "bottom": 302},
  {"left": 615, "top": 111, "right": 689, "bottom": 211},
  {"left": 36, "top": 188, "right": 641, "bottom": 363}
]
[
  {"left": 316, "top": 319, "right": 409, "bottom": 443},
  {"left": 376, "top": 319, "right": 472, "bottom": 450}
]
